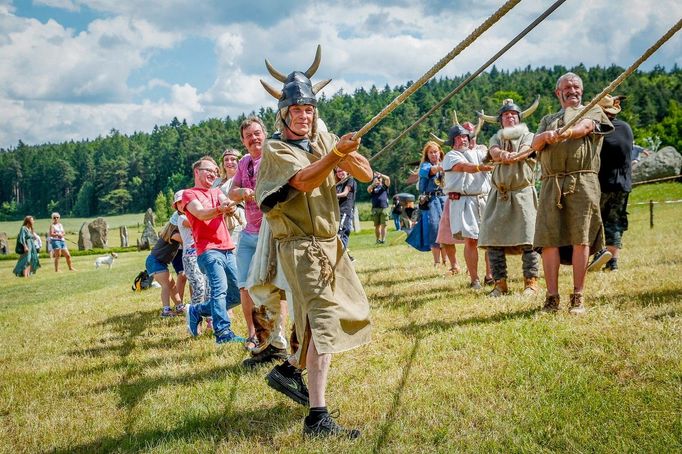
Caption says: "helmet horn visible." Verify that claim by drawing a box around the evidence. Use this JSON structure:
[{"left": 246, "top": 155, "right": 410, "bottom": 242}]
[
  {"left": 260, "top": 80, "right": 282, "bottom": 100},
  {"left": 265, "top": 59, "right": 287, "bottom": 83},
  {"left": 521, "top": 95, "right": 540, "bottom": 119},
  {"left": 478, "top": 110, "right": 497, "bottom": 124},
  {"left": 474, "top": 112, "right": 485, "bottom": 137},
  {"left": 305, "top": 44, "right": 322, "bottom": 79},
  {"left": 451, "top": 110, "right": 460, "bottom": 126},
  {"left": 429, "top": 133, "right": 445, "bottom": 146},
  {"left": 312, "top": 79, "right": 331, "bottom": 95}
]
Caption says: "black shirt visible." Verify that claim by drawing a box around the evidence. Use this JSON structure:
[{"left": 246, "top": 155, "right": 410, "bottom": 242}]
[
  {"left": 336, "top": 177, "right": 356, "bottom": 217},
  {"left": 599, "top": 117, "right": 633, "bottom": 192}
]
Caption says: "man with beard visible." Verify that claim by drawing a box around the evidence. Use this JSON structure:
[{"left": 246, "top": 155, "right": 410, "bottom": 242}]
[
  {"left": 256, "top": 46, "right": 372, "bottom": 438},
  {"left": 478, "top": 98, "right": 541, "bottom": 297},
  {"left": 532, "top": 72, "right": 613, "bottom": 314}
]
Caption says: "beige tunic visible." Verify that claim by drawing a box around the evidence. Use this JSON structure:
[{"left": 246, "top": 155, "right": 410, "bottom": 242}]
[
  {"left": 533, "top": 106, "right": 613, "bottom": 255},
  {"left": 255, "top": 131, "right": 371, "bottom": 362},
  {"left": 479, "top": 126, "right": 537, "bottom": 249}
]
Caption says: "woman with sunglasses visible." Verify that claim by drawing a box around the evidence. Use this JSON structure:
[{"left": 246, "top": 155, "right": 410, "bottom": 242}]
[{"left": 49, "top": 212, "right": 76, "bottom": 272}]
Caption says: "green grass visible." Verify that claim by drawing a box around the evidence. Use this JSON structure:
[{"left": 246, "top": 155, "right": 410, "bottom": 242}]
[
  {"left": 0, "top": 212, "right": 147, "bottom": 239},
  {"left": 1, "top": 199, "right": 681, "bottom": 453}
]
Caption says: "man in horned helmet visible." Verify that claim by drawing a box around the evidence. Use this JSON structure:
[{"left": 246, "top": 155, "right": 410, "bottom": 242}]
[
  {"left": 441, "top": 124, "right": 494, "bottom": 289},
  {"left": 532, "top": 72, "right": 613, "bottom": 314},
  {"left": 255, "top": 45, "right": 373, "bottom": 438},
  {"left": 478, "top": 98, "right": 541, "bottom": 297}
]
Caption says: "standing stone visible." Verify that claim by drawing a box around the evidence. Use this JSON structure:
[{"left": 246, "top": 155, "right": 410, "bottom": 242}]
[
  {"left": 89, "top": 217, "right": 108, "bottom": 249},
  {"left": 144, "top": 208, "right": 156, "bottom": 227},
  {"left": 78, "top": 222, "right": 92, "bottom": 250},
  {"left": 138, "top": 220, "right": 158, "bottom": 250},
  {"left": 120, "top": 226, "right": 129, "bottom": 248},
  {"left": 0, "top": 232, "right": 8, "bottom": 255},
  {"left": 632, "top": 146, "right": 682, "bottom": 183}
]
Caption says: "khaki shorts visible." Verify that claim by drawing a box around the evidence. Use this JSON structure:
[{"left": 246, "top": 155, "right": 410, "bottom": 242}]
[{"left": 371, "top": 207, "right": 388, "bottom": 226}]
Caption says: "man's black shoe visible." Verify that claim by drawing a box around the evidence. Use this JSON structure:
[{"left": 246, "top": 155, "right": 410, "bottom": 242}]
[
  {"left": 242, "top": 344, "right": 288, "bottom": 370},
  {"left": 266, "top": 362, "right": 309, "bottom": 406},
  {"left": 303, "top": 412, "right": 360, "bottom": 439},
  {"left": 587, "top": 249, "right": 612, "bottom": 272}
]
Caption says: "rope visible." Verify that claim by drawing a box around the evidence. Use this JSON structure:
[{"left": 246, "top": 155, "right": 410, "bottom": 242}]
[
  {"left": 632, "top": 174, "right": 682, "bottom": 186},
  {"left": 370, "top": 0, "right": 567, "bottom": 163},
  {"left": 351, "top": 0, "right": 522, "bottom": 142},
  {"left": 559, "top": 18, "right": 682, "bottom": 133}
]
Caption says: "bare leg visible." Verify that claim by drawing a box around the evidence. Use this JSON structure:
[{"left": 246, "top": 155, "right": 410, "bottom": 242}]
[
  {"left": 606, "top": 245, "right": 619, "bottom": 259},
  {"left": 240, "top": 288, "right": 256, "bottom": 338},
  {"left": 53, "top": 249, "right": 61, "bottom": 272},
  {"left": 431, "top": 246, "right": 441, "bottom": 265},
  {"left": 374, "top": 225, "right": 381, "bottom": 242},
  {"left": 542, "top": 247, "right": 560, "bottom": 295},
  {"left": 63, "top": 249, "right": 75, "bottom": 271},
  {"left": 441, "top": 244, "right": 459, "bottom": 272},
  {"left": 306, "top": 338, "right": 331, "bottom": 408},
  {"left": 176, "top": 273, "right": 187, "bottom": 302},
  {"left": 572, "top": 244, "right": 590, "bottom": 294},
  {"left": 484, "top": 250, "right": 493, "bottom": 281},
  {"left": 379, "top": 224, "right": 387, "bottom": 242},
  {"left": 463, "top": 238, "right": 479, "bottom": 282},
  {"left": 155, "top": 271, "right": 172, "bottom": 308}
]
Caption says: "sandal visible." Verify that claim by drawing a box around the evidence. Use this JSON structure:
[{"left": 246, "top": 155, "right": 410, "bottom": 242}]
[
  {"left": 448, "top": 265, "right": 462, "bottom": 275},
  {"left": 244, "top": 336, "right": 260, "bottom": 352}
]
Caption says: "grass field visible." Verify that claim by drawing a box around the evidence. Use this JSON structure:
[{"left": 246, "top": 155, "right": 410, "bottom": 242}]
[{"left": 1, "top": 190, "right": 681, "bottom": 453}]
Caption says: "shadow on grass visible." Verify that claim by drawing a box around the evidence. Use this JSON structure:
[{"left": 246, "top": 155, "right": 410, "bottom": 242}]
[
  {"left": 612, "top": 287, "right": 682, "bottom": 309},
  {"left": 369, "top": 286, "right": 456, "bottom": 311},
  {"left": 50, "top": 403, "right": 298, "bottom": 454},
  {"left": 372, "top": 334, "right": 421, "bottom": 454},
  {"left": 395, "top": 307, "right": 540, "bottom": 337},
  {"left": 65, "top": 306, "right": 253, "bottom": 435}
]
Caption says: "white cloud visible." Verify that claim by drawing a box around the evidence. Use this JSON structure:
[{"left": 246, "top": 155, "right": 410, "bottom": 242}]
[{"left": 1, "top": 0, "right": 681, "bottom": 148}]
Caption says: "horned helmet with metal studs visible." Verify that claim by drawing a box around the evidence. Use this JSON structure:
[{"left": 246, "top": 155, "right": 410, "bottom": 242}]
[
  {"left": 478, "top": 96, "right": 540, "bottom": 124},
  {"left": 260, "top": 45, "right": 331, "bottom": 111}
]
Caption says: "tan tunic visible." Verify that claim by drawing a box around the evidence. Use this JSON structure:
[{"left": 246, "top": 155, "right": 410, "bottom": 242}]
[
  {"left": 533, "top": 106, "right": 613, "bottom": 254},
  {"left": 255, "top": 131, "right": 371, "bottom": 362},
  {"left": 479, "top": 126, "right": 537, "bottom": 249}
]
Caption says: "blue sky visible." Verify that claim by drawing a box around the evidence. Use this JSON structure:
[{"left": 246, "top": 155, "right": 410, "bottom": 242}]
[{"left": 1, "top": 0, "right": 680, "bottom": 148}]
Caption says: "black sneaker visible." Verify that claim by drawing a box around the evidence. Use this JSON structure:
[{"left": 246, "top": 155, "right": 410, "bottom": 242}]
[
  {"left": 266, "top": 363, "right": 309, "bottom": 406},
  {"left": 242, "top": 344, "right": 288, "bottom": 370},
  {"left": 587, "top": 249, "right": 612, "bottom": 272},
  {"left": 603, "top": 258, "right": 618, "bottom": 272},
  {"left": 303, "top": 411, "right": 360, "bottom": 439}
]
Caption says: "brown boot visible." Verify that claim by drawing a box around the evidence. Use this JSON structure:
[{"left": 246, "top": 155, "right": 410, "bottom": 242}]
[
  {"left": 569, "top": 293, "right": 586, "bottom": 315},
  {"left": 522, "top": 277, "right": 539, "bottom": 296},
  {"left": 542, "top": 294, "right": 560, "bottom": 312},
  {"left": 487, "top": 279, "right": 508, "bottom": 298}
]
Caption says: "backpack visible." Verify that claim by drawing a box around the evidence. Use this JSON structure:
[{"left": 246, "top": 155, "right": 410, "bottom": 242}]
[{"left": 132, "top": 270, "right": 153, "bottom": 292}]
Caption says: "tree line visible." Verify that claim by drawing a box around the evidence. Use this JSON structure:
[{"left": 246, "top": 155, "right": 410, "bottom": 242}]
[{"left": 1, "top": 64, "right": 680, "bottom": 220}]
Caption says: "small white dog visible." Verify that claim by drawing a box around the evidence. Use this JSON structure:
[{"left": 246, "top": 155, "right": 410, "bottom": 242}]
[{"left": 94, "top": 252, "right": 119, "bottom": 269}]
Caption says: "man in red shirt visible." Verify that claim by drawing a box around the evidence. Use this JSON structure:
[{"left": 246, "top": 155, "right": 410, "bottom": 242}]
[{"left": 183, "top": 156, "right": 245, "bottom": 344}]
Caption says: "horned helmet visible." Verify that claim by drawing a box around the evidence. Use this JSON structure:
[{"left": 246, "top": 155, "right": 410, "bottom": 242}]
[
  {"left": 479, "top": 96, "right": 540, "bottom": 124},
  {"left": 260, "top": 45, "right": 331, "bottom": 111},
  {"left": 430, "top": 110, "right": 481, "bottom": 147}
]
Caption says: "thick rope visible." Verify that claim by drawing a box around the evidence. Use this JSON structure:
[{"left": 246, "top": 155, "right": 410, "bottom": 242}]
[
  {"left": 351, "top": 0, "right": 522, "bottom": 142},
  {"left": 559, "top": 18, "right": 682, "bottom": 133},
  {"left": 370, "top": 0, "right": 566, "bottom": 163}
]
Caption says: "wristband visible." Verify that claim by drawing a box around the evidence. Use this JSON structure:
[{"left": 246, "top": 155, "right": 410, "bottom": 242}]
[{"left": 332, "top": 146, "right": 345, "bottom": 158}]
